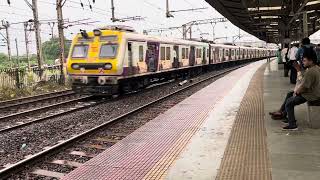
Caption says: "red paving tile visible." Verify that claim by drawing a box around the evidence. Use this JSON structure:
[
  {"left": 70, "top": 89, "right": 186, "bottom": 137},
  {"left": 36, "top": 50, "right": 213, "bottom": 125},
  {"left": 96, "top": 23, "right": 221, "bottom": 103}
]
[{"left": 62, "top": 63, "right": 258, "bottom": 180}]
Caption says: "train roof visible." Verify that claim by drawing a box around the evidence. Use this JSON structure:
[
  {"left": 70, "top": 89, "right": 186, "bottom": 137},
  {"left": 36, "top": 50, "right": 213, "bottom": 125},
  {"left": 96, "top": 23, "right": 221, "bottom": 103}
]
[{"left": 84, "top": 28, "right": 275, "bottom": 50}]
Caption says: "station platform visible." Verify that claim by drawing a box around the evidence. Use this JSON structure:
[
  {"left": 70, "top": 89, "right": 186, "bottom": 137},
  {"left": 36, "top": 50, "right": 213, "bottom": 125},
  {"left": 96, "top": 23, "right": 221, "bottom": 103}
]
[{"left": 62, "top": 59, "right": 320, "bottom": 180}]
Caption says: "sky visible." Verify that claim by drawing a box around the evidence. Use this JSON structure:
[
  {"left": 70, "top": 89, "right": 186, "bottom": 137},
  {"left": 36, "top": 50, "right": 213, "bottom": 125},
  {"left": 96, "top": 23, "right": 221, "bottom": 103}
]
[{"left": 0, "top": 0, "right": 319, "bottom": 55}]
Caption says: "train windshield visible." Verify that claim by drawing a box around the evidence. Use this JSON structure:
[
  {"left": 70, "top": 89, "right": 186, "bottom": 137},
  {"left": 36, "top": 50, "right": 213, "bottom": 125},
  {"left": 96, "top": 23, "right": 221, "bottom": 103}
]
[
  {"left": 100, "top": 44, "right": 118, "bottom": 59},
  {"left": 72, "top": 45, "right": 89, "bottom": 58}
]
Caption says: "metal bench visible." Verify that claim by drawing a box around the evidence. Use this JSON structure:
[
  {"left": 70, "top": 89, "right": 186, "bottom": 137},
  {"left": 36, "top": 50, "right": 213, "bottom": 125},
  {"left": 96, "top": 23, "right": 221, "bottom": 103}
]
[{"left": 306, "top": 99, "right": 320, "bottom": 128}]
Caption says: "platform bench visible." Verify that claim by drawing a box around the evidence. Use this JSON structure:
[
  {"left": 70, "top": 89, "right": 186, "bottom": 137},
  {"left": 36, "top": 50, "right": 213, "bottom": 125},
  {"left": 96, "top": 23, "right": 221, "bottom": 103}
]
[{"left": 306, "top": 100, "right": 320, "bottom": 129}]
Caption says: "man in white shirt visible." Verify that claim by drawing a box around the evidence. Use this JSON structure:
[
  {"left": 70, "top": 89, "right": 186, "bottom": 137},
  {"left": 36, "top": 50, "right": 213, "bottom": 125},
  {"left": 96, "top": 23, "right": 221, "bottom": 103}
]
[
  {"left": 287, "top": 44, "right": 299, "bottom": 84},
  {"left": 281, "top": 44, "right": 289, "bottom": 77}
]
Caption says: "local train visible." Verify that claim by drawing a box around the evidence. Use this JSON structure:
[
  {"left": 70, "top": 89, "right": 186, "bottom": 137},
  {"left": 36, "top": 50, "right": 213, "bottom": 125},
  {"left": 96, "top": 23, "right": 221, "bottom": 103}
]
[{"left": 66, "top": 25, "right": 276, "bottom": 95}]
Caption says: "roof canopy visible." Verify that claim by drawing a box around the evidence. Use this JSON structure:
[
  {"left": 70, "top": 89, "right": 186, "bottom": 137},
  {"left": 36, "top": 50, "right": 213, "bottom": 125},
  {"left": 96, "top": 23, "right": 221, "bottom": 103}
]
[{"left": 206, "top": 0, "right": 320, "bottom": 43}]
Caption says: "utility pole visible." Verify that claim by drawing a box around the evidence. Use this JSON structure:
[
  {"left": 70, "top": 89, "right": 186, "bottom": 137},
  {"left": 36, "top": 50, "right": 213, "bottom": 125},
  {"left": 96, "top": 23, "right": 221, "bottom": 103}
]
[
  {"left": 23, "top": 0, "right": 44, "bottom": 69},
  {"left": 166, "top": 0, "right": 174, "bottom": 18},
  {"left": 32, "top": 0, "right": 44, "bottom": 69},
  {"left": 0, "top": 20, "right": 11, "bottom": 62},
  {"left": 48, "top": 22, "right": 55, "bottom": 39},
  {"left": 166, "top": 0, "right": 207, "bottom": 18},
  {"left": 15, "top": 38, "right": 20, "bottom": 68},
  {"left": 111, "top": 0, "right": 116, "bottom": 22},
  {"left": 24, "top": 22, "right": 31, "bottom": 68},
  {"left": 182, "top": 18, "right": 228, "bottom": 40},
  {"left": 57, "top": 0, "right": 66, "bottom": 84},
  {"left": 15, "top": 38, "right": 21, "bottom": 88},
  {"left": 110, "top": 0, "right": 144, "bottom": 22}
]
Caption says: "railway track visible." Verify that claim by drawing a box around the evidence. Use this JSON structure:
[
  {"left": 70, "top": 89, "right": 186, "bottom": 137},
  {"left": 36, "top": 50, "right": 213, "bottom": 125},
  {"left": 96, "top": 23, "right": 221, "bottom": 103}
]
[
  {"left": 0, "top": 97, "right": 102, "bottom": 133},
  {"left": 0, "top": 64, "right": 246, "bottom": 179},
  {"left": 0, "top": 90, "right": 73, "bottom": 109},
  {"left": 0, "top": 91, "right": 101, "bottom": 134}
]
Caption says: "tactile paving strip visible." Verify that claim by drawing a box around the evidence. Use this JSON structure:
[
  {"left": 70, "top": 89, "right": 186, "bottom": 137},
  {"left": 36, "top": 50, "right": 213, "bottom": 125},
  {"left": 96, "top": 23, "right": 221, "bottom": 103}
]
[{"left": 215, "top": 64, "right": 272, "bottom": 180}]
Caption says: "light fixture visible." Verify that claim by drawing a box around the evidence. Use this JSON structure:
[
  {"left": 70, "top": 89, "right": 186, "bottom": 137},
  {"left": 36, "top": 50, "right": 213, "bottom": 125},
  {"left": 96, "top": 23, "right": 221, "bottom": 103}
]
[{"left": 93, "top": 29, "right": 102, "bottom": 36}]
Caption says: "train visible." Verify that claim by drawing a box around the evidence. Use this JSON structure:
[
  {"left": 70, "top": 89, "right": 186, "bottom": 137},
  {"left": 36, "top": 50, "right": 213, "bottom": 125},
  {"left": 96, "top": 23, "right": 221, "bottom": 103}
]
[{"left": 66, "top": 25, "right": 276, "bottom": 95}]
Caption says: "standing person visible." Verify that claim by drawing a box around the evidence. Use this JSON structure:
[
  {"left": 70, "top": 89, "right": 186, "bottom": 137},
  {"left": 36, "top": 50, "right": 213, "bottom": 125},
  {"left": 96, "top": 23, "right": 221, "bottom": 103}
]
[
  {"left": 287, "top": 44, "right": 299, "bottom": 84},
  {"left": 270, "top": 48, "right": 320, "bottom": 130},
  {"left": 267, "top": 50, "right": 271, "bottom": 62},
  {"left": 296, "top": 38, "right": 312, "bottom": 70},
  {"left": 315, "top": 44, "right": 320, "bottom": 64},
  {"left": 281, "top": 44, "right": 289, "bottom": 77},
  {"left": 276, "top": 48, "right": 282, "bottom": 64}
]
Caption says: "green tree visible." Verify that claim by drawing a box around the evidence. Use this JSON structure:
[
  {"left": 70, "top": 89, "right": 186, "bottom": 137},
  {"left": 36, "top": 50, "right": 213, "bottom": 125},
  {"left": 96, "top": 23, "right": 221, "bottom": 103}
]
[
  {"left": 42, "top": 37, "right": 70, "bottom": 63},
  {"left": 0, "top": 53, "right": 8, "bottom": 63},
  {"left": 0, "top": 53, "right": 10, "bottom": 68}
]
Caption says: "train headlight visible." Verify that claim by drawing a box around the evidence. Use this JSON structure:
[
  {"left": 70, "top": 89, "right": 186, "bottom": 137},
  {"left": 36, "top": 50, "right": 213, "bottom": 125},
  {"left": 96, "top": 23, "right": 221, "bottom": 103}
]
[
  {"left": 93, "top": 29, "right": 102, "bottom": 36},
  {"left": 104, "top": 63, "right": 112, "bottom": 70},
  {"left": 72, "top": 64, "right": 80, "bottom": 70},
  {"left": 98, "top": 77, "right": 106, "bottom": 85}
]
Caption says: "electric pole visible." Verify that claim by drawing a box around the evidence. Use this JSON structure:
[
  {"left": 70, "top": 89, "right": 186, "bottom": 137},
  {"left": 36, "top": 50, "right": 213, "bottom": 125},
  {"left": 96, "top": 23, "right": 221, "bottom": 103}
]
[
  {"left": 57, "top": 0, "right": 66, "bottom": 84},
  {"left": 15, "top": 38, "right": 21, "bottom": 88},
  {"left": 48, "top": 22, "right": 55, "bottom": 39},
  {"left": 31, "top": 0, "right": 44, "bottom": 69},
  {"left": 110, "top": 0, "right": 144, "bottom": 22},
  {"left": 24, "top": 22, "right": 31, "bottom": 68},
  {"left": 15, "top": 38, "right": 20, "bottom": 68},
  {"left": 111, "top": 0, "right": 116, "bottom": 22},
  {"left": 0, "top": 20, "right": 12, "bottom": 62},
  {"left": 166, "top": 0, "right": 174, "bottom": 18},
  {"left": 166, "top": 0, "right": 207, "bottom": 18}
]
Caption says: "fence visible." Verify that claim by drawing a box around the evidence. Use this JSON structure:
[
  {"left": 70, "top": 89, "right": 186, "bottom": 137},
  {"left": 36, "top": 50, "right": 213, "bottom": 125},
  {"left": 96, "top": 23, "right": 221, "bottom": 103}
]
[{"left": 0, "top": 65, "right": 65, "bottom": 89}]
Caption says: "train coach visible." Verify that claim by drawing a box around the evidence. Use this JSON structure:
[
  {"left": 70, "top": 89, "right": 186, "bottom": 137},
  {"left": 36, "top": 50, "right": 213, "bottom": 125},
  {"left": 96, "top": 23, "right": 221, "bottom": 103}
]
[{"left": 66, "top": 25, "right": 275, "bottom": 95}]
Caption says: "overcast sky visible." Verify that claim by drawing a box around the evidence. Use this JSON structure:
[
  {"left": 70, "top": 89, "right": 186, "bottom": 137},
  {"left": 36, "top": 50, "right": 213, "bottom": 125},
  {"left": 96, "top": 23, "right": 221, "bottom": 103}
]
[{"left": 0, "top": 0, "right": 319, "bottom": 55}]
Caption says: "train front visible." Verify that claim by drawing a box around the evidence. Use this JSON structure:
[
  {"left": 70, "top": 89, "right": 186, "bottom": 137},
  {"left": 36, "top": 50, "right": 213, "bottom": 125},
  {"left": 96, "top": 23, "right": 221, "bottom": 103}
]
[{"left": 66, "top": 29, "right": 124, "bottom": 95}]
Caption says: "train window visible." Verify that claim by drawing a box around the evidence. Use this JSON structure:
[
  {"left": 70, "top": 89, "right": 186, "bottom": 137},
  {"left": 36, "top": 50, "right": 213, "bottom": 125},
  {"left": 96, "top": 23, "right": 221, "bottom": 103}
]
[
  {"left": 100, "top": 35, "right": 118, "bottom": 42},
  {"left": 225, "top": 49, "right": 229, "bottom": 56},
  {"left": 236, "top": 50, "right": 239, "bottom": 55},
  {"left": 166, "top": 47, "right": 171, "bottom": 60},
  {"left": 182, "top": 48, "right": 186, "bottom": 59},
  {"left": 139, "top": 45, "right": 144, "bottom": 62},
  {"left": 199, "top": 49, "right": 202, "bottom": 58},
  {"left": 100, "top": 44, "right": 118, "bottom": 58},
  {"left": 160, "top": 47, "right": 166, "bottom": 60},
  {"left": 207, "top": 49, "right": 209, "bottom": 57},
  {"left": 231, "top": 50, "right": 234, "bottom": 56},
  {"left": 186, "top": 48, "right": 189, "bottom": 59},
  {"left": 72, "top": 45, "right": 89, "bottom": 58}
]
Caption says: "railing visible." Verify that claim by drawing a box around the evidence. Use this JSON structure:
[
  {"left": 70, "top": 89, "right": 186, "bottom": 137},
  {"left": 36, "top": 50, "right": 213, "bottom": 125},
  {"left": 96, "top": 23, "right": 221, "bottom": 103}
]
[{"left": 0, "top": 65, "right": 64, "bottom": 89}]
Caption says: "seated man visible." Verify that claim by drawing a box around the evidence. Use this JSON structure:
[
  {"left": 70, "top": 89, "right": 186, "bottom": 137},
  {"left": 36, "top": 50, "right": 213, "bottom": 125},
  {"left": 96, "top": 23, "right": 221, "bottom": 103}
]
[{"left": 270, "top": 48, "right": 320, "bottom": 130}]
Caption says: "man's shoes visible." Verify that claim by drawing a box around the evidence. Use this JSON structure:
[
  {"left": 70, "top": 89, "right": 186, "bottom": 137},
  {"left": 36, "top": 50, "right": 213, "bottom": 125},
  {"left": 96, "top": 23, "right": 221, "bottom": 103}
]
[
  {"left": 271, "top": 114, "right": 285, "bottom": 120},
  {"left": 269, "top": 111, "right": 281, "bottom": 116},
  {"left": 269, "top": 111, "right": 285, "bottom": 120},
  {"left": 282, "top": 125, "right": 298, "bottom": 131}
]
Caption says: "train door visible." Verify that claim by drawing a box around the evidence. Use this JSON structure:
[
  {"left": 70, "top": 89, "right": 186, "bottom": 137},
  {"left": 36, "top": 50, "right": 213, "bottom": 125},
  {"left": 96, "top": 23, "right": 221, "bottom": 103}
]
[
  {"left": 203, "top": 47, "right": 206, "bottom": 64},
  {"left": 209, "top": 45, "right": 213, "bottom": 64},
  {"left": 127, "top": 42, "right": 133, "bottom": 75},
  {"left": 146, "top": 42, "right": 159, "bottom": 72},
  {"left": 189, "top": 46, "right": 195, "bottom": 66},
  {"left": 215, "top": 47, "right": 219, "bottom": 63},
  {"left": 173, "top": 45, "right": 179, "bottom": 68},
  {"left": 222, "top": 48, "right": 225, "bottom": 61}
]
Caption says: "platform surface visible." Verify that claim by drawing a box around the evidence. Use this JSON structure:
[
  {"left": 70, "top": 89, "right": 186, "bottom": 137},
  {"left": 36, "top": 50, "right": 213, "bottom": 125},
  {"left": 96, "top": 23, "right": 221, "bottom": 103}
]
[{"left": 62, "top": 60, "right": 320, "bottom": 180}]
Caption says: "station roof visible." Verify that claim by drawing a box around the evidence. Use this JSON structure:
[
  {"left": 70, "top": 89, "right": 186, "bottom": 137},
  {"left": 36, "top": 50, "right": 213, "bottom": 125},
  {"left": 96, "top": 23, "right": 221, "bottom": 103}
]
[{"left": 206, "top": 0, "right": 320, "bottom": 43}]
